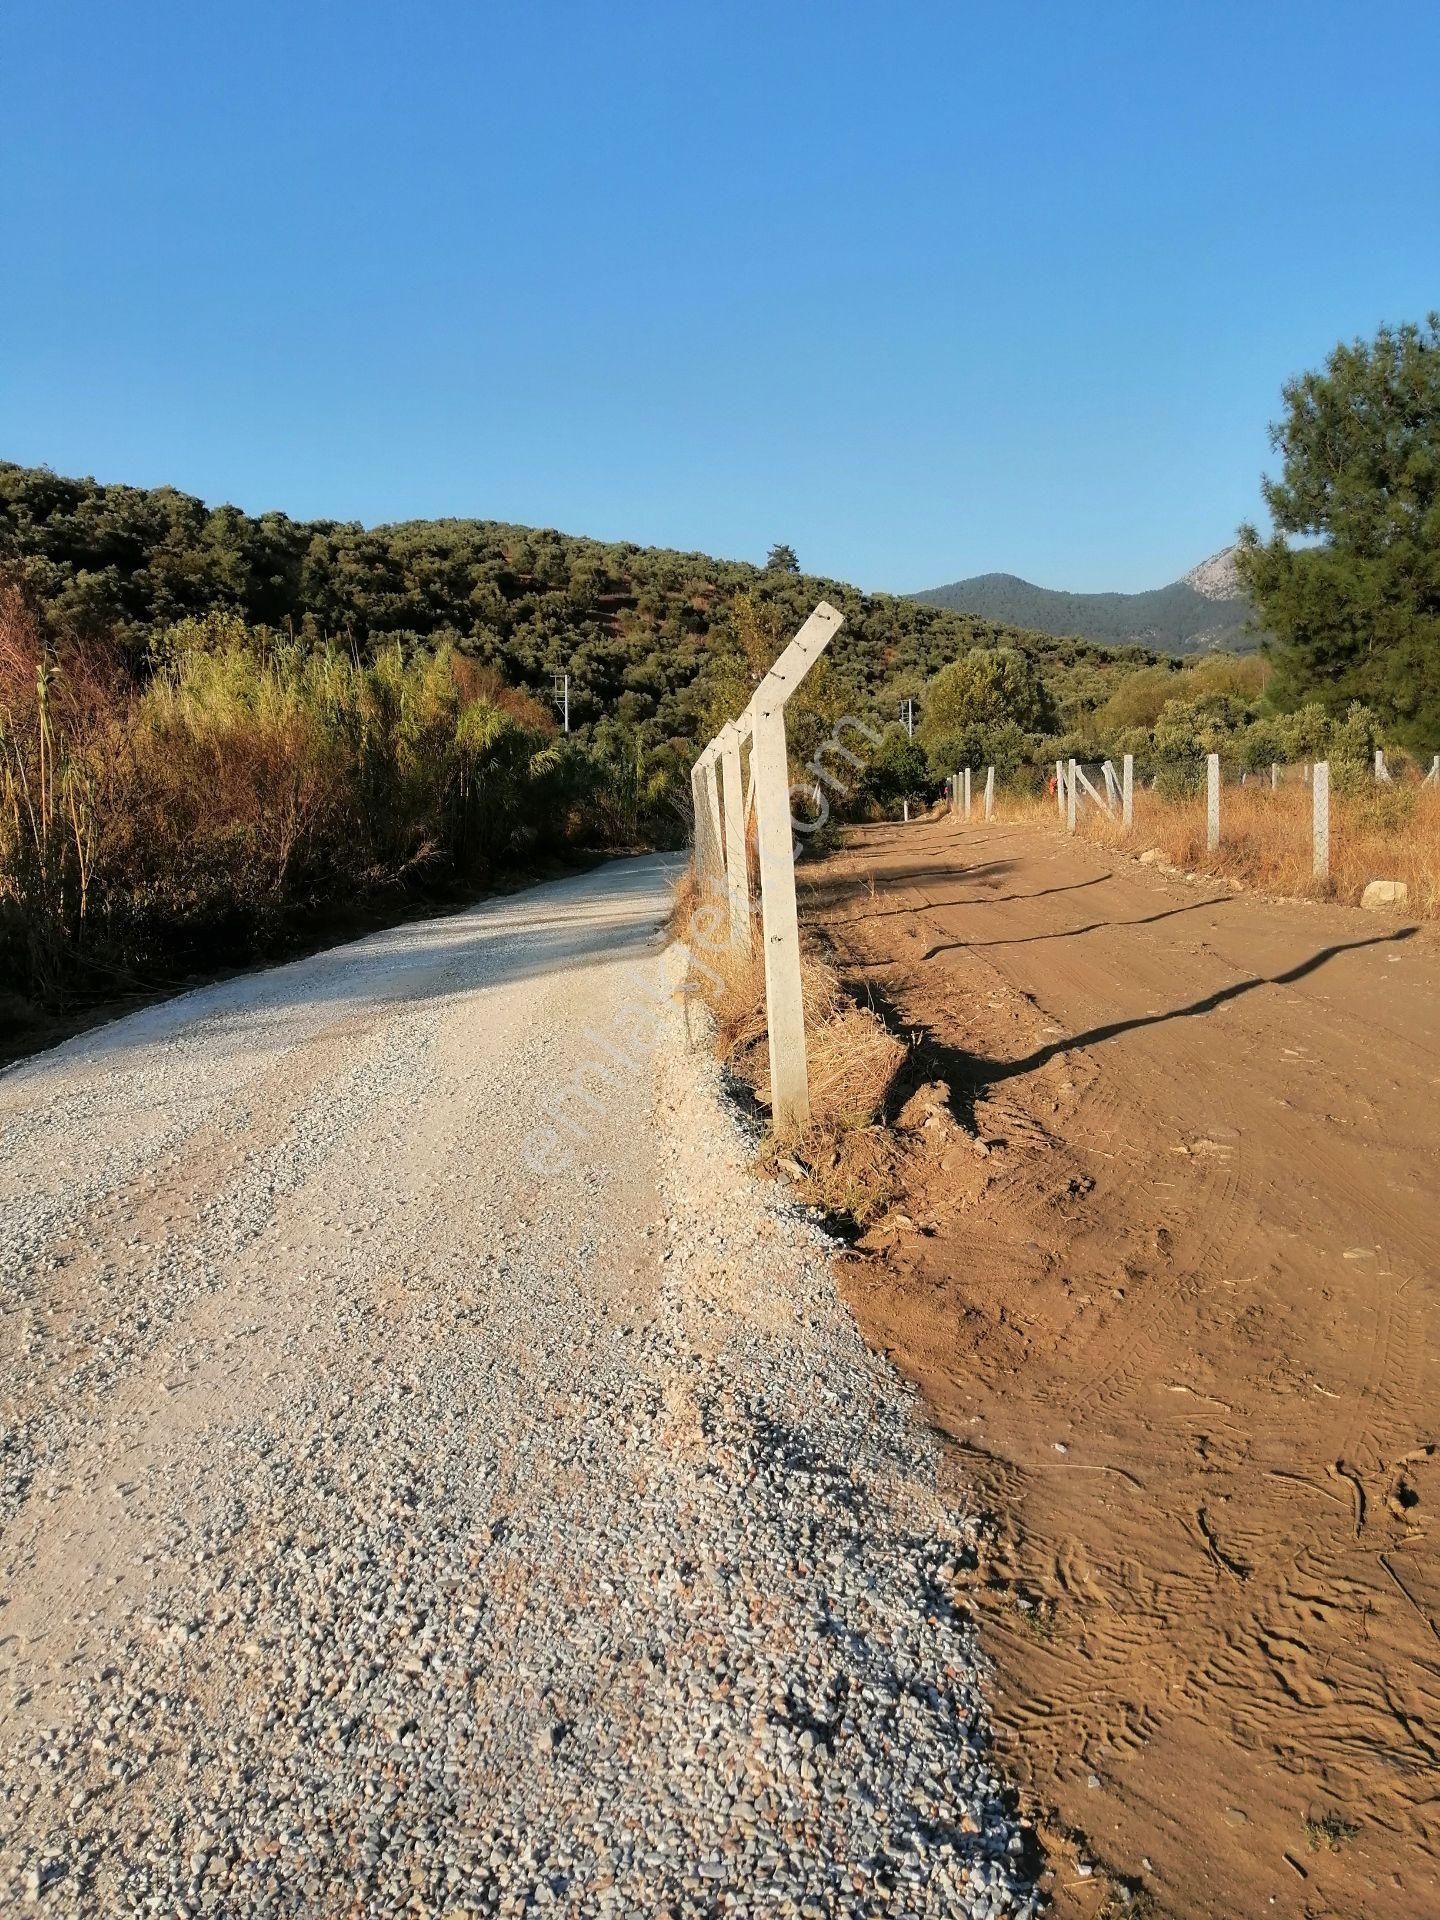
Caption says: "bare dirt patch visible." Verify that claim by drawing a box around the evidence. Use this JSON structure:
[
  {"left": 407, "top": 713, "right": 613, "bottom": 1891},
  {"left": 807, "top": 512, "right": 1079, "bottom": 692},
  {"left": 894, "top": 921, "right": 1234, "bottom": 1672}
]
[{"left": 805, "top": 815, "right": 1440, "bottom": 1920}]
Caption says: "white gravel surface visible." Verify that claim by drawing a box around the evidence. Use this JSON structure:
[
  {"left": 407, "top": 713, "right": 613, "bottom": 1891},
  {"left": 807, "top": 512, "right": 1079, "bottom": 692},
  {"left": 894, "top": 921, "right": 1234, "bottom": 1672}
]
[{"left": 0, "top": 854, "right": 1034, "bottom": 1917}]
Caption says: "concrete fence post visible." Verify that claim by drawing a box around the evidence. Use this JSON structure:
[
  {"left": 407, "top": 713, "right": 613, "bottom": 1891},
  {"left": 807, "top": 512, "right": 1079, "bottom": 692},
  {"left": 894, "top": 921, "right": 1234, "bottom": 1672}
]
[
  {"left": 718, "top": 722, "right": 750, "bottom": 950},
  {"left": 1122, "top": 753, "right": 1134, "bottom": 829},
  {"left": 691, "top": 753, "right": 724, "bottom": 895},
  {"left": 690, "top": 762, "right": 711, "bottom": 881},
  {"left": 1271, "top": 762, "right": 1279, "bottom": 791},
  {"left": 1066, "top": 758, "right": 1078, "bottom": 834},
  {"left": 984, "top": 765, "right": 995, "bottom": 820},
  {"left": 963, "top": 767, "right": 972, "bottom": 820},
  {"left": 750, "top": 701, "right": 809, "bottom": 1132},
  {"left": 1206, "top": 753, "right": 1220, "bottom": 852},
  {"left": 1425, "top": 755, "right": 1440, "bottom": 787},
  {"left": 1313, "top": 760, "right": 1330, "bottom": 880},
  {"left": 1375, "top": 748, "right": 1390, "bottom": 784}
]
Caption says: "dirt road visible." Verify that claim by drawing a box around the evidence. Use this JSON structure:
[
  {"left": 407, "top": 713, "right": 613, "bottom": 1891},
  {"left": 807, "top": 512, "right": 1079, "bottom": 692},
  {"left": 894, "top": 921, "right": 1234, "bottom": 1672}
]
[
  {"left": 0, "top": 854, "right": 1032, "bottom": 1918},
  {"left": 807, "top": 817, "right": 1440, "bottom": 1920}
]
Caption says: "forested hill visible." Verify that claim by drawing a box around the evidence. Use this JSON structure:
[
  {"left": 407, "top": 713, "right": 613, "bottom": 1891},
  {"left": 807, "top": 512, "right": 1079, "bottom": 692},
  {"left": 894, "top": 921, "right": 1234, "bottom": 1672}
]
[
  {"left": 0, "top": 462, "right": 1159, "bottom": 747},
  {"left": 913, "top": 558, "right": 1257, "bottom": 655}
]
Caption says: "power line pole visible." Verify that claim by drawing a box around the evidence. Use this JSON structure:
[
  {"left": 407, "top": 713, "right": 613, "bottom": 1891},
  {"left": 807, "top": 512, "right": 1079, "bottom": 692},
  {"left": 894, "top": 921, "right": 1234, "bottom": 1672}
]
[
  {"left": 554, "top": 671, "right": 570, "bottom": 734},
  {"left": 899, "top": 697, "right": 915, "bottom": 739}
]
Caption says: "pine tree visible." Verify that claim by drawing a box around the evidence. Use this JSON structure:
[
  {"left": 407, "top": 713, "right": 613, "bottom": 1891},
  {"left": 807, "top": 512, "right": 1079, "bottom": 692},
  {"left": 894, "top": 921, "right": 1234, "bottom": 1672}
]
[{"left": 1238, "top": 315, "right": 1440, "bottom": 745}]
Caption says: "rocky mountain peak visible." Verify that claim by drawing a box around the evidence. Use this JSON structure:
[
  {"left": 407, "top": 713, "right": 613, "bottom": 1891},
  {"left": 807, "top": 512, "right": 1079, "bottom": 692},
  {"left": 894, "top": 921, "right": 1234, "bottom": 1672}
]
[{"left": 1181, "top": 546, "right": 1243, "bottom": 601}]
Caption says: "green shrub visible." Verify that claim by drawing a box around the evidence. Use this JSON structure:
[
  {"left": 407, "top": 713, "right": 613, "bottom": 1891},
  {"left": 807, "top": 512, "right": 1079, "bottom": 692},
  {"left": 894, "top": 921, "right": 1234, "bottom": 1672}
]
[
  {"left": 923, "top": 719, "right": 1030, "bottom": 783},
  {"left": 1, "top": 594, "right": 684, "bottom": 1023}
]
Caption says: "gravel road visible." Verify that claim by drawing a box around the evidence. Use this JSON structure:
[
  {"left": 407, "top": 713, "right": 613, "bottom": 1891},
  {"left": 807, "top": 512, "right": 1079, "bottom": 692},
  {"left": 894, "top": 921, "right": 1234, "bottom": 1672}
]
[{"left": 0, "top": 855, "right": 1031, "bottom": 1918}]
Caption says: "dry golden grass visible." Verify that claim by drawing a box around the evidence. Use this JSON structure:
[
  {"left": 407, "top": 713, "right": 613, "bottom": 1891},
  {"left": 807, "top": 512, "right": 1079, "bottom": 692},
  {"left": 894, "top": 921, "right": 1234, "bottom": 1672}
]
[
  {"left": 999, "top": 780, "right": 1440, "bottom": 916},
  {"left": 670, "top": 864, "right": 908, "bottom": 1223}
]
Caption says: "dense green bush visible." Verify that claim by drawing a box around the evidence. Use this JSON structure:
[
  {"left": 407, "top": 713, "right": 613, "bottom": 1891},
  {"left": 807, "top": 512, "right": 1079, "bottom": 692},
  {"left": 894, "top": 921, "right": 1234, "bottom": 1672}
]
[
  {"left": 858, "top": 727, "right": 931, "bottom": 810},
  {"left": 922, "top": 719, "right": 1030, "bottom": 785}
]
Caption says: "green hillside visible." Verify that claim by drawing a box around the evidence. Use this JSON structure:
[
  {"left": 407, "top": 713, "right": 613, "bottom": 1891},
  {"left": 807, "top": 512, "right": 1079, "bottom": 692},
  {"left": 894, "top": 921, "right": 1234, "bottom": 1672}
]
[
  {"left": 0, "top": 461, "right": 1161, "bottom": 743},
  {"left": 914, "top": 567, "right": 1257, "bottom": 655}
]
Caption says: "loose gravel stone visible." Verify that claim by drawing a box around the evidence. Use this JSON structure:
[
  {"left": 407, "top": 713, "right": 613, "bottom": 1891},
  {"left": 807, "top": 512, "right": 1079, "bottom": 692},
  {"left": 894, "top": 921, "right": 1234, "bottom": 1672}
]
[{"left": 0, "top": 855, "right": 1035, "bottom": 1916}]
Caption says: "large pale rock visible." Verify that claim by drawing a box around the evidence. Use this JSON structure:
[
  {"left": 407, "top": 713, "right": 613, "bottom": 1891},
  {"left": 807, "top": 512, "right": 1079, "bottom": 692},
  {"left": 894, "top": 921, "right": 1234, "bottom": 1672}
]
[{"left": 1361, "top": 879, "right": 1409, "bottom": 910}]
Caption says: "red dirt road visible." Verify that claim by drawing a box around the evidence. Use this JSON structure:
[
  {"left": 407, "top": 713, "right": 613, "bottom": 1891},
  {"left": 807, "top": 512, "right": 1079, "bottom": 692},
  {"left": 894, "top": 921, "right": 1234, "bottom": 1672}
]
[{"left": 807, "top": 816, "right": 1440, "bottom": 1920}]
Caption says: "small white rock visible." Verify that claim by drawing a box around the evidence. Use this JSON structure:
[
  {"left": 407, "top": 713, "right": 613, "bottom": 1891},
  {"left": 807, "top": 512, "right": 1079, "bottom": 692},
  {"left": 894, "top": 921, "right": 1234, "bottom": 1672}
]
[{"left": 1361, "top": 879, "right": 1408, "bottom": 910}]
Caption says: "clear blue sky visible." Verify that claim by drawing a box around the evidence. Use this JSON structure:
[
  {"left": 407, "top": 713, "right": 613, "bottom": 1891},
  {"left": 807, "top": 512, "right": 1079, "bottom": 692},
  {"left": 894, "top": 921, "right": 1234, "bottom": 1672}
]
[{"left": 4, "top": 2, "right": 1437, "bottom": 593}]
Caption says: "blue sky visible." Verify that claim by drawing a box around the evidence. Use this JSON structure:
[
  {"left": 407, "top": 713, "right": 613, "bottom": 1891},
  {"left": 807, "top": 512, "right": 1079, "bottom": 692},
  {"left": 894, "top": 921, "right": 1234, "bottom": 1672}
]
[{"left": 3, "top": 2, "right": 1437, "bottom": 592}]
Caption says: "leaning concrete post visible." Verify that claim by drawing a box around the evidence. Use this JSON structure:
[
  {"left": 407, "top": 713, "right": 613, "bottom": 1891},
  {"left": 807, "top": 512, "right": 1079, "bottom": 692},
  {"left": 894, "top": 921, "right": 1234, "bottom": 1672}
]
[
  {"left": 1055, "top": 761, "right": 1065, "bottom": 822},
  {"left": 1066, "top": 759, "right": 1078, "bottom": 834},
  {"left": 697, "top": 600, "right": 842, "bottom": 1140},
  {"left": 718, "top": 722, "right": 750, "bottom": 950},
  {"left": 984, "top": 765, "right": 995, "bottom": 820},
  {"left": 1425, "top": 754, "right": 1440, "bottom": 787},
  {"left": 1122, "top": 753, "right": 1134, "bottom": 829},
  {"left": 1206, "top": 753, "right": 1220, "bottom": 852},
  {"left": 1313, "top": 760, "right": 1330, "bottom": 880}
]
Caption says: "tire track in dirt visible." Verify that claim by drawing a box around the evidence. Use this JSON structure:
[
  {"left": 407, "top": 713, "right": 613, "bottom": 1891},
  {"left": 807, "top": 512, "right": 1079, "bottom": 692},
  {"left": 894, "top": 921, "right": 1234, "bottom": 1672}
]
[{"left": 804, "top": 816, "right": 1440, "bottom": 1920}]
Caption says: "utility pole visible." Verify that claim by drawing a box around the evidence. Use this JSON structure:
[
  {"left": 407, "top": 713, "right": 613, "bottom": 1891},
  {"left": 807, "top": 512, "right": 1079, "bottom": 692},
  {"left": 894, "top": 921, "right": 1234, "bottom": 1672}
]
[
  {"left": 554, "top": 671, "right": 571, "bottom": 734},
  {"left": 899, "top": 697, "right": 915, "bottom": 739}
]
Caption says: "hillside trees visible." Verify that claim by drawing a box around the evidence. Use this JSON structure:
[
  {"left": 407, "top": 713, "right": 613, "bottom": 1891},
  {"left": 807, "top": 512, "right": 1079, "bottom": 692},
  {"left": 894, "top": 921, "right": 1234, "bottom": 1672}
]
[
  {"left": 0, "top": 463, "right": 1151, "bottom": 769},
  {"left": 1238, "top": 314, "right": 1440, "bottom": 745},
  {"left": 916, "top": 645, "right": 1055, "bottom": 779},
  {"left": 0, "top": 585, "right": 688, "bottom": 1027}
]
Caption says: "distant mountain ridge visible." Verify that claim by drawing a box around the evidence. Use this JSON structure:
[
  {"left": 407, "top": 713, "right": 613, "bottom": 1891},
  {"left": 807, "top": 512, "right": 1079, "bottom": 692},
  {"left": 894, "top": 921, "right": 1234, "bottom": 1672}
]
[{"left": 913, "top": 546, "right": 1258, "bottom": 655}]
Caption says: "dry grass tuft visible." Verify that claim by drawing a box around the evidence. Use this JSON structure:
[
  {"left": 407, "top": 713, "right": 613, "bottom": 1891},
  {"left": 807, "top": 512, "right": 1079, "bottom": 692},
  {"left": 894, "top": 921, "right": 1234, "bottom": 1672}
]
[
  {"left": 671, "top": 864, "right": 908, "bottom": 1223},
  {"left": 1000, "top": 781, "right": 1440, "bottom": 916}
]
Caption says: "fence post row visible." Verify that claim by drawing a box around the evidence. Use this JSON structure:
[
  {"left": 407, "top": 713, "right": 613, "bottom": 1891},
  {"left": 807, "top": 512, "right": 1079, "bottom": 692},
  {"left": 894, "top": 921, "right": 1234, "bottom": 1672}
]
[
  {"left": 1055, "top": 754, "right": 1133, "bottom": 829},
  {"left": 691, "top": 601, "right": 844, "bottom": 1139}
]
